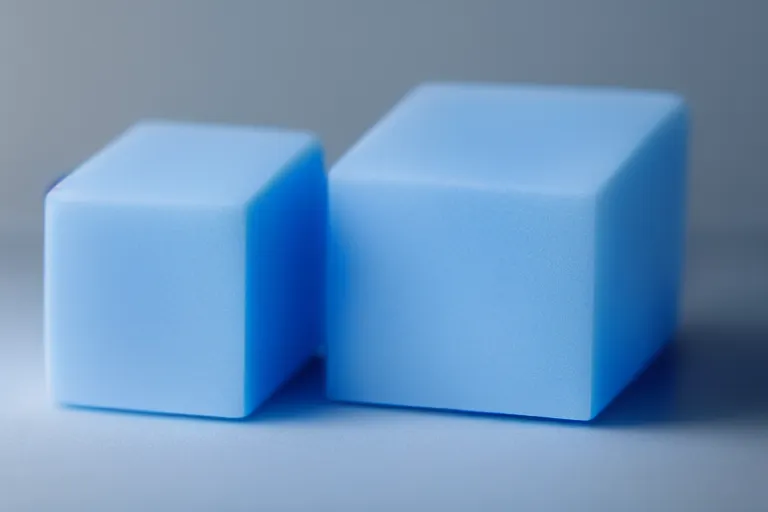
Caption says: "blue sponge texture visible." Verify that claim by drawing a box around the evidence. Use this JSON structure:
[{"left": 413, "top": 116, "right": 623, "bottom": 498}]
[
  {"left": 326, "top": 83, "right": 688, "bottom": 421},
  {"left": 45, "top": 121, "right": 327, "bottom": 418}
]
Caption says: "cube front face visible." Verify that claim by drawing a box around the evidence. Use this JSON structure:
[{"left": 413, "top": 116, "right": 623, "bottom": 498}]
[
  {"left": 45, "top": 195, "right": 248, "bottom": 418},
  {"left": 327, "top": 180, "right": 597, "bottom": 420}
]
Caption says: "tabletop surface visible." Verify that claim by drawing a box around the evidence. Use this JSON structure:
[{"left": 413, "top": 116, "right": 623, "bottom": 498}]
[{"left": 1, "top": 232, "right": 767, "bottom": 512}]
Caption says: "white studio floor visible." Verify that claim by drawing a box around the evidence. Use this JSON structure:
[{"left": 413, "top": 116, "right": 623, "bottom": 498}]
[{"left": 1, "top": 232, "right": 767, "bottom": 512}]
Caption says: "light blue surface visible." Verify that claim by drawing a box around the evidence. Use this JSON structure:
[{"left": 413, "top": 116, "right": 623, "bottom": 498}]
[
  {"left": 44, "top": 121, "right": 327, "bottom": 418},
  {"left": 327, "top": 83, "right": 688, "bottom": 421}
]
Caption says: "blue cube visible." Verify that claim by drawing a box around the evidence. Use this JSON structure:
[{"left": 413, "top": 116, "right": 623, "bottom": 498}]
[
  {"left": 45, "top": 121, "right": 327, "bottom": 418},
  {"left": 327, "top": 83, "right": 688, "bottom": 421}
]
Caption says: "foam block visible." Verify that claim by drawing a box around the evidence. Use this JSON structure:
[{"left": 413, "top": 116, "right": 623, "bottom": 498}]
[
  {"left": 45, "top": 121, "right": 327, "bottom": 418},
  {"left": 327, "top": 83, "right": 688, "bottom": 421}
]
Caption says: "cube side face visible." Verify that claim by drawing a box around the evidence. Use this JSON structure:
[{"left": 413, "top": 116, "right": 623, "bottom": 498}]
[
  {"left": 327, "top": 178, "right": 596, "bottom": 421},
  {"left": 244, "top": 145, "right": 327, "bottom": 412},
  {"left": 45, "top": 195, "right": 248, "bottom": 418},
  {"left": 591, "top": 105, "right": 689, "bottom": 417}
]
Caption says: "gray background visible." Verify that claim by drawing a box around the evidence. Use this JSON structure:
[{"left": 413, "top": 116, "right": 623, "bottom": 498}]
[
  {"left": 1, "top": 0, "right": 767, "bottom": 238},
  {"left": 1, "top": 1, "right": 767, "bottom": 511}
]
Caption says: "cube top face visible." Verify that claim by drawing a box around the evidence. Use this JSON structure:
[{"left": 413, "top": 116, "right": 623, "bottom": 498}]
[
  {"left": 50, "top": 120, "right": 318, "bottom": 207},
  {"left": 332, "top": 83, "right": 685, "bottom": 195}
]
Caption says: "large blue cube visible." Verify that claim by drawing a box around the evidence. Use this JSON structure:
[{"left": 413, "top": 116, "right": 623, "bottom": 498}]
[
  {"left": 45, "top": 121, "right": 327, "bottom": 418},
  {"left": 327, "top": 83, "right": 688, "bottom": 421}
]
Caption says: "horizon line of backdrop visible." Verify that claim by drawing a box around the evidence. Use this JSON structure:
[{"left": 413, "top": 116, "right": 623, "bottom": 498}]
[{"left": 1, "top": 0, "right": 766, "bottom": 238}]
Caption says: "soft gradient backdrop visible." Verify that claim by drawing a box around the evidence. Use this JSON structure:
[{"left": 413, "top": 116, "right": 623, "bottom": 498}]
[{"left": 1, "top": 0, "right": 767, "bottom": 238}]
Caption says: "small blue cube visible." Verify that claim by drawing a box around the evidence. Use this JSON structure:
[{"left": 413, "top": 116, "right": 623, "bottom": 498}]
[
  {"left": 45, "top": 121, "right": 327, "bottom": 418},
  {"left": 327, "top": 83, "right": 688, "bottom": 421}
]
